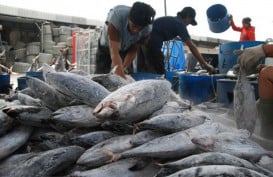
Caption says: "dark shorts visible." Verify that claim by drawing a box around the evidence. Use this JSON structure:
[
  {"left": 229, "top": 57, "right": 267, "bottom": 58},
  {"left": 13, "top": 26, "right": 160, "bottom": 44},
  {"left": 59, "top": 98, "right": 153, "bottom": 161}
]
[
  {"left": 95, "top": 43, "right": 112, "bottom": 74},
  {"left": 137, "top": 45, "right": 165, "bottom": 74}
]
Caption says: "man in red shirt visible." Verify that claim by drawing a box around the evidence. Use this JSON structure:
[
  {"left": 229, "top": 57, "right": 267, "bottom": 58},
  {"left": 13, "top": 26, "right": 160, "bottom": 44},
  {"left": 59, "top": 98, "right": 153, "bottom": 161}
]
[{"left": 230, "top": 15, "right": 255, "bottom": 41}]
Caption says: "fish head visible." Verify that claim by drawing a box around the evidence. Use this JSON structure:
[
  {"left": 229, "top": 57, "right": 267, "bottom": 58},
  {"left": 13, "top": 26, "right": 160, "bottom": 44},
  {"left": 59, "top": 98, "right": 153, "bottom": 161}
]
[
  {"left": 191, "top": 135, "right": 215, "bottom": 151},
  {"left": 93, "top": 101, "right": 119, "bottom": 120}
]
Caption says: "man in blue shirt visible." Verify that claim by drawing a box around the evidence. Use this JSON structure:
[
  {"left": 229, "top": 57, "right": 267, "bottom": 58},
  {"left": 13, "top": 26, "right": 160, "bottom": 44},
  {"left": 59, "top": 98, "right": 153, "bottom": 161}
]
[
  {"left": 137, "top": 7, "right": 216, "bottom": 74},
  {"left": 95, "top": 2, "right": 156, "bottom": 78}
]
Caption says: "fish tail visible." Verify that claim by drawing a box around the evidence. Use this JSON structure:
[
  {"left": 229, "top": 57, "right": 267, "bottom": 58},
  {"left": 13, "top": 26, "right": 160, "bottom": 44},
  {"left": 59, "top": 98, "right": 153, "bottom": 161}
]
[{"left": 133, "top": 123, "right": 140, "bottom": 135}]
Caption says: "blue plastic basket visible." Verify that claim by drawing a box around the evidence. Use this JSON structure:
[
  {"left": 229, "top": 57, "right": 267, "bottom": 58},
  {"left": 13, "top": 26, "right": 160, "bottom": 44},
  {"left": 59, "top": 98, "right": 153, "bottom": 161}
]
[{"left": 131, "top": 72, "right": 162, "bottom": 81}]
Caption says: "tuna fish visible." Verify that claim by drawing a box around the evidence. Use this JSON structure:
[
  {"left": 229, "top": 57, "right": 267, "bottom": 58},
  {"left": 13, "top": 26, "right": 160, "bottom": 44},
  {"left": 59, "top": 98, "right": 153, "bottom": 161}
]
[
  {"left": 70, "top": 157, "right": 160, "bottom": 177},
  {"left": 0, "top": 125, "right": 33, "bottom": 160},
  {"left": 17, "top": 87, "right": 36, "bottom": 98},
  {"left": 165, "top": 165, "right": 267, "bottom": 177},
  {"left": 91, "top": 73, "right": 135, "bottom": 92},
  {"left": 45, "top": 72, "right": 110, "bottom": 107},
  {"left": 234, "top": 68, "right": 257, "bottom": 134},
  {"left": 2, "top": 105, "right": 52, "bottom": 128},
  {"left": 136, "top": 110, "right": 207, "bottom": 133},
  {"left": 50, "top": 105, "right": 100, "bottom": 130},
  {"left": 25, "top": 76, "right": 80, "bottom": 111},
  {"left": 191, "top": 131, "right": 273, "bottom": 162},
  {"left": 93, "top": 79, "right": 172, "bottom": 123},
  {"left": 5, "top": 92, "right": 42, "bottom": 107},
  {"left": 1, "top": 145, "right": 84, "bottom": 177},
  {"left": 77, "top": 134, "right": 134, "bottom": 168},
  {"left": 0, "top": 152, "right": 37, "bottom": 176},
  {"left": 28, "top": 129, "right": 66, "bottom": 151},
  {"left": 71, "top": 130, "right": 117, "bottom": 147},
  {"left": 113, "top": 122, "right": 231, "bottom": 160},
  {"left": 155, "top": 152, "right": 264, "bottom": 177}
]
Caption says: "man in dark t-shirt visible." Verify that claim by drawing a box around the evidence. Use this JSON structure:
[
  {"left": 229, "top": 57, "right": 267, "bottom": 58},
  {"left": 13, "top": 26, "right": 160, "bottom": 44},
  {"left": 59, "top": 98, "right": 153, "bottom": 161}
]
[{"left": 137, "top": 7, "right": 216, "bottom": 74}]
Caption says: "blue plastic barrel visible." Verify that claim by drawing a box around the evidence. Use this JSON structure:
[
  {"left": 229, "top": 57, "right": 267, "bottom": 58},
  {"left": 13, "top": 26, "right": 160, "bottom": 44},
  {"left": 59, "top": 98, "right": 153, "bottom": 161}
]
[
  {"left": 178, "top": 73, "right": 224, "bottom": 104},
  {"left": 206, "top": 4, "right": 230, "bottom": 33},
  {"left": 17, "top": 71, "right": 44, "bottom": 90},
  {"left": 0, "top": 74, "right": 10, "bottom": 94},
  {"left": 17, "top": 76, "right": 27, "bottom": 90},
  {"left": 218, "top": 41, "right": 265, "bottom": 73},
  {"left": 162, "top": 40, "right": 186, "bottom": 71},
  {"left": 165, "top": 70, "right": 181, "bottom": 93},
  {"left": 26, "top": 71, "right": 44, "bottom": 81}
]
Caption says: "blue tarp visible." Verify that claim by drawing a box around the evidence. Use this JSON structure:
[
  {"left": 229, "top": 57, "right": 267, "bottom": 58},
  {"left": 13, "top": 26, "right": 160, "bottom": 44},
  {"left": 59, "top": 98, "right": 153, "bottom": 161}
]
[{"left": 162, "top": 40, "right": 186, "bottom": 71}]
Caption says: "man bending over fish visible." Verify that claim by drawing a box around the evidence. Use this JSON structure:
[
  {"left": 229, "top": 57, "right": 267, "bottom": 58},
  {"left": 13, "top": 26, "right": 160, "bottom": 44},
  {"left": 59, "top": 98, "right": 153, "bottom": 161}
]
[
  {"left": 235, "top": 44, "right": 273, "bottom": 140},
  {"left": 94, "top": 1, "right": 156, "bottom": 79}
]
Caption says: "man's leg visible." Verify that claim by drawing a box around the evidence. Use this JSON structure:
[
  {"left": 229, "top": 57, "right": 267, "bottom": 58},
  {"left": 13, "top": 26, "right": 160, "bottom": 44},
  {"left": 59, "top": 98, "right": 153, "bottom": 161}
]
[
  {"left": 95, "top": 44, "right": 112, "bottom": 74},
  {"left": 256, "top": 66, "right": 273, "bottom": 140}
]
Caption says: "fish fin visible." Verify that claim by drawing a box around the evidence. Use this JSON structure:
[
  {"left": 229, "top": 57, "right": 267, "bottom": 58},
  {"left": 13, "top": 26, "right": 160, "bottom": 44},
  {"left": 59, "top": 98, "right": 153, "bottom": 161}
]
[{"left": 132, "top": 123, "right": 140, "bottom": 135}]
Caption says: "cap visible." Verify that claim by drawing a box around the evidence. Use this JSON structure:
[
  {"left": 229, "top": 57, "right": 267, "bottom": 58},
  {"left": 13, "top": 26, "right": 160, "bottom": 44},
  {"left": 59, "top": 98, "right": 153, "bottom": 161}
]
[
  {"left": 242, "top": 17, "right": 251, "bottom": 24},
  {"left": 129, "top": 2, "right": 155, "bottom": 27},
  {"left": 178, "top": 7, "right": 197, "bottom": 26}
]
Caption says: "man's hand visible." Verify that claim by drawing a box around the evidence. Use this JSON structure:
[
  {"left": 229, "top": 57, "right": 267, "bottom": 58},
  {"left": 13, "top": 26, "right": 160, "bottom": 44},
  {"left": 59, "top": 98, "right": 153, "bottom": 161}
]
[
  {"left": 112, "top": 65, "right": 126, "bottom": 79},
  {"left": 234, "top": 45, "right": 265, "bottom": 75},
  {"left": 203, "top": 63, "right": 217, "bottom": 74}
]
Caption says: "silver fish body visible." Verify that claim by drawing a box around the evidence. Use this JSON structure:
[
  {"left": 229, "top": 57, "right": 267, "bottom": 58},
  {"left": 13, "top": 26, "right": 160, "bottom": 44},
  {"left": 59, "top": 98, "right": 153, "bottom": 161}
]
[
  {"left": 70, "top": 158, "right": 159, "bottom": 177},
  {"left": 0, "top": 125, "right": 33, "bottom": 160},
  {"left": 5, "top": 92, "right": 42, "bottom": 107},
  {"left": 156, "top": 152, "right": 262, "bottom": 177},
  {"left": 234, "top": 69, "right": 257, "bottom": 134},
  {"left": 46, "top": 72, "right": 110, "bottom": 107},
  {"left": 137, "top": 111, "right": 207, "bottom": 133},
  {"left": 119, "top": 122, "right": 231, "bottom": 159},
  {"left": 77, "top": 134, "right": 134, "bottom": 168},
  {"left": 91, "top": 73, "right": 135, "bottom": 92},
  {"left": 93, "top": 79, "right": 172, "bottom": 123},
  {"left": 165, "top": 165, "right": 267, "bottom": 177},
  {"left": 191, "top": 131, "right": 273, "bottom": 162},
  {"left": 0, "top": 152, "right": 37, "bottom": 176},
  {"left": 3, "top": 145, "right": 84, "bottom": 177},
  {"left": 26, "top": 76, "right": 78, "bottom": 111},
  {"left": 3, "top": 105, "right": 52, "bottom": 128},
  {"left": 50, "top": 105, "right": 100, "bottom": 130},
  {"left": 71, "top": 130, "right": 117, "bottom": 147}
]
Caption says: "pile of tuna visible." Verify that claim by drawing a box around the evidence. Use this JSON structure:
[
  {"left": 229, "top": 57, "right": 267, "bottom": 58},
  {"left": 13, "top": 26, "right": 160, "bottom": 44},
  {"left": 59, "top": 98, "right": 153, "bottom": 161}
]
[{"left": 0, "top": 64, "right": 273, "bottom": 177}]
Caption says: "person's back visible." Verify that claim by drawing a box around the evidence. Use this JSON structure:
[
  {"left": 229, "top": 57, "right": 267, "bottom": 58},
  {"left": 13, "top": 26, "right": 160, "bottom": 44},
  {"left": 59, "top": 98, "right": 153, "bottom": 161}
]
[{"left": 151, "top": 16, "right": 190, "bottom": 42}]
